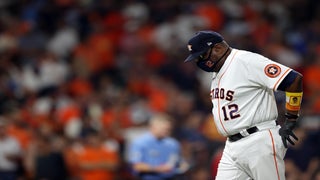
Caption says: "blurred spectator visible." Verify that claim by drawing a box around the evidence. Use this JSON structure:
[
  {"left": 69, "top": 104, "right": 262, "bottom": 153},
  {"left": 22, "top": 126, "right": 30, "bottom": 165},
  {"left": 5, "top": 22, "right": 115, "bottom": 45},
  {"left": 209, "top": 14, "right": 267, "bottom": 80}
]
[
  {"left": 0, "top": 0, "right": 319, "bottom": 179},
  {"left": 47, "top": 22, "right": 79, "bottom": 59},
  {"left": 173, "top": 112, "right": 212, "bottom": 170},
  {"left": 127, "top": 113, "right": 189, "bottom": 180},
  {"left": 67, "top": 129, "right": 119, "bottom": 180},
  {"left": 24, "top": 133, "right": 67, "bottom": 180},
  {"left": 210, "top": 147, "right": 223, "bottom": 179},
  {"left": 303, "top": 50, "right": 320, "bottom": 114},
  {"left": 185, "top": 165, "right": 211, "bottom": 180},
  {"left": 312, "top": 168, "right": 320, "bottom": 180},
  {"left": 201, "top": 114, "right": 226, "bottom": 143},
  {"left": 0, "top": 117, "right": 22, "bottom": 180},
  {"left": 284, "top": 125, "right": 320, "bottom": 180},
  {"left": 5, "top": 103, "right": 33, "bottom": 151},
  {"left": 122, "top": 99, "right": 152, "bottom": 160}
]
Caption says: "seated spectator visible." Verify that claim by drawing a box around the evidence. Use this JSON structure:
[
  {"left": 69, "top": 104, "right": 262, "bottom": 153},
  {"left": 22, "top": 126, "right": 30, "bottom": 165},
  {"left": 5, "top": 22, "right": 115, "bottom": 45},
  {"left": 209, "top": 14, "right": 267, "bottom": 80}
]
[
  {"left": 70, "top": 129, "right": 119, "bottom": 180},
  {"left": 6, "top": 104, "right": 33, "bottom": 151},
  {"left": 24, "top": 133, "right": 67, "bottom": 180},
  {"left": 0, "top": 117, "right": 23, "bottom": 180},
  {"left": 127, "top": 113, "right": 189, "bottom": 180},
  {"left": 284, "top": 125, "right": 320, "bottom": 180}
]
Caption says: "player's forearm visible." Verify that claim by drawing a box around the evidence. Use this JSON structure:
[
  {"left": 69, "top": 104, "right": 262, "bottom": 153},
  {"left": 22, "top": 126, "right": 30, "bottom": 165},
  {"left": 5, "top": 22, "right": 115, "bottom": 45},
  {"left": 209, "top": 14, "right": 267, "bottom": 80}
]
[
  {"left": 284, "top": 73, "right": 303, "bottom": 117},
  {"left": 285, "top": 72, "right": 303, "bottom": 92}
]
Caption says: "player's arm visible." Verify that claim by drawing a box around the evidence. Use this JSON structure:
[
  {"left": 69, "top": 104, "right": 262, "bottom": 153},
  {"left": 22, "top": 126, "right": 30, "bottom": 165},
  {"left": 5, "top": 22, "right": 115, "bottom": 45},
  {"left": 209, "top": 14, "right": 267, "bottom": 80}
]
[
  {"left": 277, "top": 70, "right": 303, "bottom": 148},
  {"left": 278, "top": 70, "right": 303, "bottom": 117}
]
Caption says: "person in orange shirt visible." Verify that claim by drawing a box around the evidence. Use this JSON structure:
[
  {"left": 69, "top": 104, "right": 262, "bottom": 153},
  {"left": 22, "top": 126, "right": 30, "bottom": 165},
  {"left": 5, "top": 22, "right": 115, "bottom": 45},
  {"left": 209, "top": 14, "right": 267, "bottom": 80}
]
[
  {"left": 5, "top": 105, "right": 33, "bottom": 151},
  {"left": 24, "top": 133, "right": 67, "bottom": 180},
  {"left": 0, "top": 117, "right": 23, "bottom": 180},
  {"left": 303, "top": 52, "right": 320, "bottom": 114},
  {"left": 73, "top": 130, "right": 119, "bottom": 180}
]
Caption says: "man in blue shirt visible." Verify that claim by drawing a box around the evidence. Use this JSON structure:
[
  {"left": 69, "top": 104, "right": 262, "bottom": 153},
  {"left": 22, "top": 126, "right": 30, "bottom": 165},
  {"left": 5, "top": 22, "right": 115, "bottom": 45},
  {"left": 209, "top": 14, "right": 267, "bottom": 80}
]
[{"left": 127, "top": 113, "right": 189, "bottom": 180}]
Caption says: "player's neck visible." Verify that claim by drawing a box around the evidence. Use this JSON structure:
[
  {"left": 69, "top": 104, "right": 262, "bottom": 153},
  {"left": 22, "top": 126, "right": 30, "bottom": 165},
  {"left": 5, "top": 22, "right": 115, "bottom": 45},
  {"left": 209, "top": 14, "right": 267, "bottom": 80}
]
[{"left": 213, "top": 47, "right": 231, "bottom": 72}]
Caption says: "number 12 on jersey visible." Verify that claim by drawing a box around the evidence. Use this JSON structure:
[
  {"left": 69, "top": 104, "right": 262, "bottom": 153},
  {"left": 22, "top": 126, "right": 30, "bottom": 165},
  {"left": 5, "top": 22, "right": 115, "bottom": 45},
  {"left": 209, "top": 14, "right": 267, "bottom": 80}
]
[{"left": 222, "top": 104, "right": 240, "bottom": 121}]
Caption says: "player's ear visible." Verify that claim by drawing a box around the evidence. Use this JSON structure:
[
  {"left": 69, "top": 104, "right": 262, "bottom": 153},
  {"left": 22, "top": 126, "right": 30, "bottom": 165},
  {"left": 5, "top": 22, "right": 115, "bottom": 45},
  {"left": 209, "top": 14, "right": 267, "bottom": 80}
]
[
  {"left": 212, "top": 43, "right": 224, "bottom": 53},
  {"left": 215, "top": 42, "right": 228, "bottom": 54}
]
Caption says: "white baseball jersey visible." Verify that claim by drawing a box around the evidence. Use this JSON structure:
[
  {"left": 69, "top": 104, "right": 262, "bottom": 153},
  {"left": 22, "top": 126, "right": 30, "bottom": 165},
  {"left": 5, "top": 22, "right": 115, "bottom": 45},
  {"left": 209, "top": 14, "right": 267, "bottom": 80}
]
[{"left": 210, "top": 48, "right": 292, "bottom": 136}]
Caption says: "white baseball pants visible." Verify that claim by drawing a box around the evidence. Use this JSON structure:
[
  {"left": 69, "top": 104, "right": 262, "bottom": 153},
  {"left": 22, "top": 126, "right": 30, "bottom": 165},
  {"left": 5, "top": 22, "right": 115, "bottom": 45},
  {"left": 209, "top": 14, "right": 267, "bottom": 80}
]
[{"left": 216, "top": 126, "right": 287, "bottom": 180}]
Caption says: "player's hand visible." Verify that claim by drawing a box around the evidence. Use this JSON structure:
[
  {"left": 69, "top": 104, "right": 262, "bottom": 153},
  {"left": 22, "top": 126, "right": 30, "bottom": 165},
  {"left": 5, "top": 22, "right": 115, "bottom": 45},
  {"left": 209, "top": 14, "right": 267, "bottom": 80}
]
[{"left": 278, "top": 120, "right": 298, "bottom": 148}]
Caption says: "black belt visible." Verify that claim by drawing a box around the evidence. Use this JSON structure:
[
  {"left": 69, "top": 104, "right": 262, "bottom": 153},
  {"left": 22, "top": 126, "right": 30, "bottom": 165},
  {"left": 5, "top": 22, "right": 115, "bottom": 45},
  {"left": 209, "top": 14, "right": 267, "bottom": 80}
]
[{"left": 228, "top": 126, "right": 259, "bottom": 142}]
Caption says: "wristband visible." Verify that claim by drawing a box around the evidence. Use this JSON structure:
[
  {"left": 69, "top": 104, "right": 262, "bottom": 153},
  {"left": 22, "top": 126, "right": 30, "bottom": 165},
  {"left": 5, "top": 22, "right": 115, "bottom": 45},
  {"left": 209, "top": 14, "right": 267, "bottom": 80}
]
[
  {"left": 285, "top": 92, "right": 303, "bottom": 111},
  {"left": 285, "top": 113, "right": 299, "bottom": 120}
]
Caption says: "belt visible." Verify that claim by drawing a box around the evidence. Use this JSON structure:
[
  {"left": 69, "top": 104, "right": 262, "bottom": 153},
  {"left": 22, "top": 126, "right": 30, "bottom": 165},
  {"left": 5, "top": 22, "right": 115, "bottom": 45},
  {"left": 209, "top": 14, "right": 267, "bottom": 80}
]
[{"left": 228, "top": 126, "right": 259, "bottom": 142}]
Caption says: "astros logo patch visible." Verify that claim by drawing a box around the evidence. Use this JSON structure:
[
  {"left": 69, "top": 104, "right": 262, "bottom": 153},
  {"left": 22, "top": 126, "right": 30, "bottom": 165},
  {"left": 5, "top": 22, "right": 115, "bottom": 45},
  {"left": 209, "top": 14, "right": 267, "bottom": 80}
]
[{"left": 264, "top": 64, "right": 281, "bottom": 78}]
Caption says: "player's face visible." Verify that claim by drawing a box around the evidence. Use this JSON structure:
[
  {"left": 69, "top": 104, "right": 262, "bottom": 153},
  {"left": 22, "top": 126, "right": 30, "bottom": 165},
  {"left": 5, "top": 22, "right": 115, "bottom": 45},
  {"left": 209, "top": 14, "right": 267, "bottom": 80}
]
[
  {"left": 197, "top": 48, "right": 212, "bottom": 62},
  {"left": 195, "top": 43, "right": 229, "bottom": 72},
  {"left": 195, "top": 46, "right": 218, "bottom": 72},
  {"left": 205, "top": 44, "right": 223, "bottom": 63},
  {"left": 199, "top": 44, "right": 226, "bottom": 63}
]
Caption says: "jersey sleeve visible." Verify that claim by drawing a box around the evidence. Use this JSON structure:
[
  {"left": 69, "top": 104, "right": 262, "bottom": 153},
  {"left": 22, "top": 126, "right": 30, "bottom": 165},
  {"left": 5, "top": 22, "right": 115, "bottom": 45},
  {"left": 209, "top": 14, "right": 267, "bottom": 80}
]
[{"left": 246, "top": 53, "right": 292, "bottom": 91}]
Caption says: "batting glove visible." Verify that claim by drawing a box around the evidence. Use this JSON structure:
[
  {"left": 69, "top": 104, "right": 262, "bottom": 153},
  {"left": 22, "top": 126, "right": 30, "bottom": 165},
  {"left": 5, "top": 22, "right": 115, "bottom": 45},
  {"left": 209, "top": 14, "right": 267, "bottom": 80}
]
[{"left": 279, "top": 120, "right": 298, "bottom": 148}]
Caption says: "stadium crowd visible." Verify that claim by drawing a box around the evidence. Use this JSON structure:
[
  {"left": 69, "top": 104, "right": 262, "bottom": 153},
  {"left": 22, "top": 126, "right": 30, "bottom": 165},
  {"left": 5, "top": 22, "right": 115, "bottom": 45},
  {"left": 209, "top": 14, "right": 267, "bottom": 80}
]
[{"left": 0, "top": 0, "right": 319, "bottom": 179}]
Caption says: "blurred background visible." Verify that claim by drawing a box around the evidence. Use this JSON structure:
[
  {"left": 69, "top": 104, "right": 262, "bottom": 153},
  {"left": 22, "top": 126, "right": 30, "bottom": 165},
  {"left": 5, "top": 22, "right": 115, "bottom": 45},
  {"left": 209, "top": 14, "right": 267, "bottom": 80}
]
[{"left": 0, "top": 0, "right": 319, "bottom": 180}]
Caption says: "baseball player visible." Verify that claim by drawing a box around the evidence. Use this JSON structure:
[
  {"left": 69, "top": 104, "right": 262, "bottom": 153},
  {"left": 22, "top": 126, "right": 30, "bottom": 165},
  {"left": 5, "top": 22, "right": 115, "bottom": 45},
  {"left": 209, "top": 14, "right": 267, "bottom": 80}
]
[{"left": 184, "top": 31, "right": 303, "bottom": 180}]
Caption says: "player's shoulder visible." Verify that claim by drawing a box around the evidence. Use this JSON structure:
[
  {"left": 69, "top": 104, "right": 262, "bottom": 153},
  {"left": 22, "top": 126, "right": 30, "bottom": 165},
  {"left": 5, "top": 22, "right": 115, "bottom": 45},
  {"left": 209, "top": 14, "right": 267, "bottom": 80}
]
[
  {"left": 232, "top": 49, "right": 269, "bottom": 68},
  {"left": 235, "top": 49, "right": 267, "bottom": 62}
]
